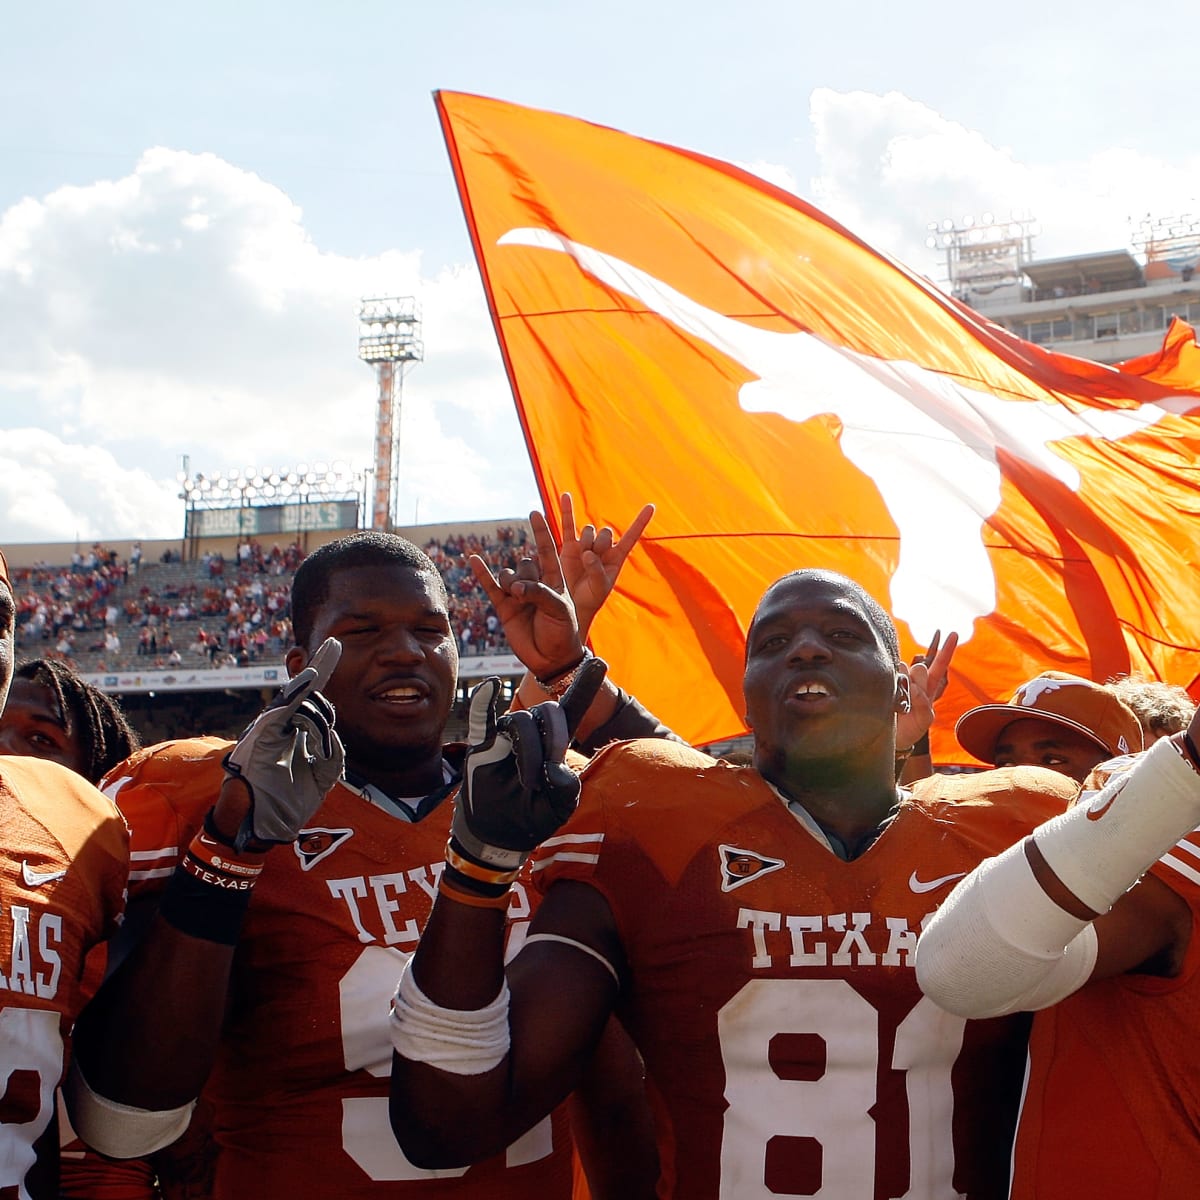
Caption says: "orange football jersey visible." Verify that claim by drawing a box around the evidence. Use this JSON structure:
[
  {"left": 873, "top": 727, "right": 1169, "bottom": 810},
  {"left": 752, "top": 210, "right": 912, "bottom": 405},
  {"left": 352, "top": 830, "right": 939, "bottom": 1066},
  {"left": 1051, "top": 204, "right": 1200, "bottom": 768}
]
[
  {"left": 530, "top": 739, "right": 1075, "bottom": 1199},
  {"left": 0, "top": 756, "right": 128, "bottom": 1200},
  {"left": 102, "top": 738, "right": 571, "bottom": 1200},
  {"left": 1010, "top": 757, "right": 1200, "bottom": 1199}
]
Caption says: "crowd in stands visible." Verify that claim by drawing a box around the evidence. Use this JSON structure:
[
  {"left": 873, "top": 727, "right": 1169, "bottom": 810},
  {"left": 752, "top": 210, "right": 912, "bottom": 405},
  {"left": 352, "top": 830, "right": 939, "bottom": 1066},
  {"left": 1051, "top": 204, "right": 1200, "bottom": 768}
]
[
  {"left": 13, "top": 546, "right": 130, "bottom": 664},
  {"left": 423, "top": 525, "right": 528, "bottom": 657},
  {"left": 11, "top": 528, "right": 526, "bottom": 673}
]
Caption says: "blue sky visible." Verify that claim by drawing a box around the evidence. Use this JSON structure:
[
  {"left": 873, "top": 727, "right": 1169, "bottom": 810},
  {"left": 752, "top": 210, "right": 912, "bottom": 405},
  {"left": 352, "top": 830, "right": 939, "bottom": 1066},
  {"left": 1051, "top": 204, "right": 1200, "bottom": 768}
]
[{"left": 2, "top": 0, "right": 1198, "bottom": 542}]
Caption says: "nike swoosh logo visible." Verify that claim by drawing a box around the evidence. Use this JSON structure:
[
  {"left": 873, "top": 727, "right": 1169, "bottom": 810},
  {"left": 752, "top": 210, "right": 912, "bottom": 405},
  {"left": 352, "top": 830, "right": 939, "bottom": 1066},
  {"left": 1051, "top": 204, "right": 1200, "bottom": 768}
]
[
  {"left": 1085, "top": 774, "right": 1129, "bottom": 821},
  {"left": 22, "top": 862, "right": 67, "bottom": 887},
  {"left": 908, "top": 870, "right": 967, "bottom": 894}
]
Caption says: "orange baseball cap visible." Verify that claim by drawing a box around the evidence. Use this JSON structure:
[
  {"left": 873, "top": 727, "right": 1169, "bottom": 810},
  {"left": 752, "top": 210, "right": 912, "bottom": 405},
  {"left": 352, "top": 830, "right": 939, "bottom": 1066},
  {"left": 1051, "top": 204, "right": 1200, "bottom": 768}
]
[
  {"left": 955, "top": 670, "right": 1144, "bottom": 763},
  {"left": 0, "top": 548, "right": 9, "bottom": 592}
]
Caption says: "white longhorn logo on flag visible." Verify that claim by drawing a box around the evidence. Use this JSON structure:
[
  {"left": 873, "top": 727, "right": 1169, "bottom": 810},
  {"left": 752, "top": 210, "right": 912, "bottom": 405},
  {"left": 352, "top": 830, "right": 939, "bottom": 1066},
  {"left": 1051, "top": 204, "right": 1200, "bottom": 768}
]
[{"left": 499, "top": 227, "right": 1198, "bottom": 641}]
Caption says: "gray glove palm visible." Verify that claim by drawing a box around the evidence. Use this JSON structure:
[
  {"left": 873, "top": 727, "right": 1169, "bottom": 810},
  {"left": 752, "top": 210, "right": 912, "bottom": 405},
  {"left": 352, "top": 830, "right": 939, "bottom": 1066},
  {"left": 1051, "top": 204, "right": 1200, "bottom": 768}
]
[{"left": 222, "top": 637, "right": 345, "bottom": 850}]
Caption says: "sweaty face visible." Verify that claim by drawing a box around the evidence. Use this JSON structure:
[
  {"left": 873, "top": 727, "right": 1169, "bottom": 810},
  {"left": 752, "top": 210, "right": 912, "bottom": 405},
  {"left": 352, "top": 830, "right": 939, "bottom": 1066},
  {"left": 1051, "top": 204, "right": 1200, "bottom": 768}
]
[
  {"left": 0, "top": 679, "right": 86, "bottom": 775},
  {"left": 990, "top": 718, "right": 1107, "bottom": 783},
  {"left": 743, "top": 575, "right": 902, "bottom": 773},
  {"left": 287, "top": 563, "right": 458, "bottom": 782}
]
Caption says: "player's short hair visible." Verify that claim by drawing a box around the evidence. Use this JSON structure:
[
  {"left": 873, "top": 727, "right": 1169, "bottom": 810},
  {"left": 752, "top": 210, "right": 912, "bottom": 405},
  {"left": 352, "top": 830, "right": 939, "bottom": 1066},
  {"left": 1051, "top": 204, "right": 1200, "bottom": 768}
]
[
  {"left": 1106, "top": 673, "right": 1197, "bottom": 741},
  {"left": 756, "top": 569, "right": 901, "bottom": 668},
  {"left": 291, "top": 532, "right": 448, "bottom": 649},
  {"left": 15, "top": 658, "right": 141, "bottom": 785}
]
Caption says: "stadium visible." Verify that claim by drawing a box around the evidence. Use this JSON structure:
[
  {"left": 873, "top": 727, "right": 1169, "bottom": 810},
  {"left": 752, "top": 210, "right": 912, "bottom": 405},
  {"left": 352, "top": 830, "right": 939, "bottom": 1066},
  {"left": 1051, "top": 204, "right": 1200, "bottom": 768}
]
[
  {"left": 6, "top": 220, "right": 1197, "bottom": 753},
  {"left": 3, "top": 88, "right": 1200, "bottom": 1200},
  {"left": 3, "top": 515, "right": 531, "bottom": 746}
]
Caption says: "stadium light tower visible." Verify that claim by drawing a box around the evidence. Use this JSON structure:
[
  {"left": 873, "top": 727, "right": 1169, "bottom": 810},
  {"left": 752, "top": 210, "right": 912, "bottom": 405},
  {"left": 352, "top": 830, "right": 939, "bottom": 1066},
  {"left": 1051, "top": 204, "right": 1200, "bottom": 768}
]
[
  {"left": 1131, "top": 212, "right": 1200, "bottom": 279},
  {"left": 358, "top": 297, "right": 424, "bottom": 530},
  {"left": 177, "top": 462, "right": 361, "bottom": 560},
  {"left": 924, "top": 211, "right": 1038, "bottom": 303}
]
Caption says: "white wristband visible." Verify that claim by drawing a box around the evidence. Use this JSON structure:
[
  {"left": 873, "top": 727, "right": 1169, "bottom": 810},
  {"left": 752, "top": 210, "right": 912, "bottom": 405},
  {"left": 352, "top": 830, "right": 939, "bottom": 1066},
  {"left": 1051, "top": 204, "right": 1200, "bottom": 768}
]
[
  {"left": 1034, "top": 736, "right": 1200, "bottom": 915},
  {"left": 389, "top": 960, "right": 510, "bottom": 1076},
  {"left": 63, "top": 1061, "right": 195, "bottom": 1159}
]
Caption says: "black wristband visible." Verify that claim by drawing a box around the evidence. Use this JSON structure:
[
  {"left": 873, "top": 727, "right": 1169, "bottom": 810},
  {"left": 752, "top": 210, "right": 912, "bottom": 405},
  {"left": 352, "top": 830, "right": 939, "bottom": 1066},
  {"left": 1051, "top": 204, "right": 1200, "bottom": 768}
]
[
  {"left": 440, "top": 861, "right": 513, "bottom": 900},
  {"left": 910, "top": 733, "right": 931, "bottom": 756},
  {"left": 158, "top": 862, "right": 255, "bottom": 945}
]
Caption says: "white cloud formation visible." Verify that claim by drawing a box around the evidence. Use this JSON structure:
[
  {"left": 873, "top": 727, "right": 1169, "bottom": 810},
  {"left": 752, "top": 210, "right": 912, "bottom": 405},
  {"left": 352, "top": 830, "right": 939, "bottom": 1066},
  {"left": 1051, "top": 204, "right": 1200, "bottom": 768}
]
[
  {"left": 0, "top": 148, "right": 530, "bottom": 544},
  {"left": 804, "top": 89, "right": 1200, "bottom": 277},
  {"left": 4, "top": 97, "right": 1199, "bottom": 546},
  {"left": 0, "top": 429, "right": 181, "bottom": 543}
]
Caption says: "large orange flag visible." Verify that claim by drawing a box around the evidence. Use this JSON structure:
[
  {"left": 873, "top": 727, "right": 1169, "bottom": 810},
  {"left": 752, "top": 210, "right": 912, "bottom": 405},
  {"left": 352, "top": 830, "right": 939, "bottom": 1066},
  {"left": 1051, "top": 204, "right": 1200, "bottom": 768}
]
[{"left": 436, "top": 91, "right": 1200, "bottom": 758}]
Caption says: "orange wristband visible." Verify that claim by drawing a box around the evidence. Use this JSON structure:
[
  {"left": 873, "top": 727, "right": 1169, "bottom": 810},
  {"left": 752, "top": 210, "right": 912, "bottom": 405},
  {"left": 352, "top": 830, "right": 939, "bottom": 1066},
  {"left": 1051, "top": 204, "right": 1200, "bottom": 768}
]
[
  {"left": 438, "top": 876, "right": 514, "bottom": 910},
  {"left": 445, "top": 841, "right": 520, "bottom": 886},
  {"left": 182, "top": 826, "right": 266, "bottom": 888}
]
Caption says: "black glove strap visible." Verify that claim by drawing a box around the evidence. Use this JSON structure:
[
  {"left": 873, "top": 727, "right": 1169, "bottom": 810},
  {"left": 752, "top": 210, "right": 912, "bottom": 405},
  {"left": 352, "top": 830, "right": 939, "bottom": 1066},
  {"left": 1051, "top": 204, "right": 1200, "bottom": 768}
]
[{"left": 440, "top": 861, "right": 513, "bottom": 900}]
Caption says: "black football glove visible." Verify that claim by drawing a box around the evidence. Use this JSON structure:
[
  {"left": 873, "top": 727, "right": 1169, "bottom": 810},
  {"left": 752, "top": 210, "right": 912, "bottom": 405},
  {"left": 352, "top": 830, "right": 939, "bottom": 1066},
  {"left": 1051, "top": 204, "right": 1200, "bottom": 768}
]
[
  {"left": 451, "top": 656, "right": 607, "bottom": 872},
  {"left": 222, "top": 637, "right": 345, "bottom": 850}
]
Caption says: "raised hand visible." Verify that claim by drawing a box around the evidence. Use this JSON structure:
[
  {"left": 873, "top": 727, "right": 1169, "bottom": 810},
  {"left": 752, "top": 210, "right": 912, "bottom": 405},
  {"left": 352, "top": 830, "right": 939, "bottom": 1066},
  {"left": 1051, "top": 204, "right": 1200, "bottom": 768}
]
[
  {"left": 219, "top": 637, "right": 345, "bottom": 850},
  {"left": 451, "top": 658, "right": 608, "bottom": 872},
  {"left": 557, "top": 493, "right": 655, "bottom": 638},
  {"left": 897, "top": 629, "right": 958, "bottom": 752},
  {"left": 469, "top": 511, "right": 584, "bottom": 681}
]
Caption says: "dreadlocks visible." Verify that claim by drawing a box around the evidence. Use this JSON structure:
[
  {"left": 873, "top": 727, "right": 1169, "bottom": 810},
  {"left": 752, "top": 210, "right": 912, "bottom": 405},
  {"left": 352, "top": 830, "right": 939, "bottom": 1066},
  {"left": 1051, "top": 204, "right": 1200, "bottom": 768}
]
[{"left": 15, "top": 659, "right": 141, "bottom": 784}]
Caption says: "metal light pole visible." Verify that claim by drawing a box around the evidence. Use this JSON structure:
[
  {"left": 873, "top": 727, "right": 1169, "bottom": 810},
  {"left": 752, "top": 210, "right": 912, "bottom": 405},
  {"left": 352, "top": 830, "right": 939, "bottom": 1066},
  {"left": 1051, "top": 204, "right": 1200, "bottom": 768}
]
[{"left": 358, "top": 297, "right": 423, "bottom": 531}]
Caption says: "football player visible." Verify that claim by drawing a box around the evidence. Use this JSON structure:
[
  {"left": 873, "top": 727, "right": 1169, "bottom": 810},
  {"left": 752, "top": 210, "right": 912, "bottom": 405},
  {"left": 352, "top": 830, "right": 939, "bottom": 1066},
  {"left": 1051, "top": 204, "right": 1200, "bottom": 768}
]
[
  {"left": 0, "top": 550, "right": 129, "bottom": 1200},
  {"left": 954, "top": 670, "right": 1143, "bottom": 782},
  {"left": 919, "top": 689, "right": 1200, "bottom": 1196},
  {"left": 0, "top": 659, "right": 223, "bottom": 1200},
  {"left": 67, "top": 508, "right": 659, "bottom": 1200},
  {"left": 1106, "top": 672, "right": 1196, "bottom": 744},
  {"left": 389, "top": 567, "right": 1087, "bottom": 1198},
  {"left": 0, "top": 657, "right": 140, "bottom": 782}
]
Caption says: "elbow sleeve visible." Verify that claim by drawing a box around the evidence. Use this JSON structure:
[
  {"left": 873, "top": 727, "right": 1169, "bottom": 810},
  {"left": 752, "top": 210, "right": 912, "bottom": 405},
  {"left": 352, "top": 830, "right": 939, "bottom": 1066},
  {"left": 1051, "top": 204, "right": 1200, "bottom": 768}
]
[{"left": 915, "top": 841, "right": 1098, "bottom": 1018}]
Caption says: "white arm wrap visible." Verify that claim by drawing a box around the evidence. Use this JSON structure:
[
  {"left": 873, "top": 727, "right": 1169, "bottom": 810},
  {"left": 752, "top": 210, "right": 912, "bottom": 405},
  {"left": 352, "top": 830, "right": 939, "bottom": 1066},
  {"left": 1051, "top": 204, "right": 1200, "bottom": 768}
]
[
  {"left": 389, "top": 959, "right": 510, "bottom": 1076},
  {"left": 63, "top": 1061, "right": 195, "bottom": 1158},
  {"left": 1034, "top": 735, "right": 1200, "bottom": 915},
  {"left": 915, "top": 841, "right": 1098, "bottom": 1018}
]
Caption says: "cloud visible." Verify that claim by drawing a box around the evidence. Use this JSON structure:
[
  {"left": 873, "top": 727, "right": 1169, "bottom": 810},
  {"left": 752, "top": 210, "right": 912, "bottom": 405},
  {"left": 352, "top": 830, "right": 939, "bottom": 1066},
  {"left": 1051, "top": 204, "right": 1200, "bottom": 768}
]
[
  {"left": 6, "top": 101, "right": 1199, "bottom": 545},
  {"left": 0, "top": 149, "right": 531, "bottom": 543},
  {"left": 0, "top": 429, "right": 181, "bottom": 544},
  {"left": 804, "top": 89, "right": 1200, "bottom": 276}
]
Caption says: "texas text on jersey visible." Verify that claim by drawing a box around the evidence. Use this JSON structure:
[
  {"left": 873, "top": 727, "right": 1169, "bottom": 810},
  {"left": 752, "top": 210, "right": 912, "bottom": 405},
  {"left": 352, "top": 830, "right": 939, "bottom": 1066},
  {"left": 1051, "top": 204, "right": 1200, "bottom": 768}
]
[
  {"left": 0, "top": 756, "right": 128, "bottom": 1200},
  {"left": 529, "top": 738, "right": 1075, "bottom": 1200},
  {"left": 102, "top": 737, "right": 571, "bottom": 1199}
]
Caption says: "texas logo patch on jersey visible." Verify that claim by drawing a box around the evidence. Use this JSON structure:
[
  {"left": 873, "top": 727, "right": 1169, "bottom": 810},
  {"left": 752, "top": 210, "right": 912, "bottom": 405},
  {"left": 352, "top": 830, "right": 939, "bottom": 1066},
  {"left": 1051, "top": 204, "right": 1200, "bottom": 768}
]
[
  {"left": 295, "top": 827, "right": 354, "bottom": 871},
  {"left": 718, "top": 844, "right": 785, "bottom": 892}
]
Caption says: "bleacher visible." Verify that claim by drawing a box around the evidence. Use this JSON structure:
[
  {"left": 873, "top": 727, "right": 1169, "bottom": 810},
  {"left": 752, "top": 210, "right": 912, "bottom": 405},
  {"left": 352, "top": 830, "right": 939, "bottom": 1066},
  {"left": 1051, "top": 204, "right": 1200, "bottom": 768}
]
[
  {"left": 12, "top": 525, "right": 533, "bottom": 681},
  {"left": 13, "top": 554, "right": 296, "bottom": 676}
]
